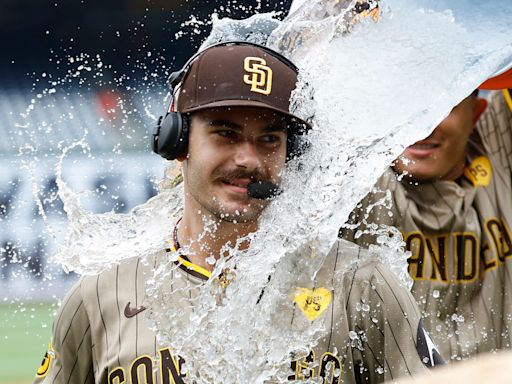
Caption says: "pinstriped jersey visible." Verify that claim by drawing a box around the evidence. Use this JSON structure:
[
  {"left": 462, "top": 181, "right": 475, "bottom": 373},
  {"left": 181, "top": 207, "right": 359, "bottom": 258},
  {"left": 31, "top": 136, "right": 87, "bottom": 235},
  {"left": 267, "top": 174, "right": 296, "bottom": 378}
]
[
  {"left": 283, "top": 239, "right": 437, "bottom": 383},
  {"left": 341, "top": 91, "right": 512, "bottom": 361},
  {"left": 33, "top": 251, "right": 199, "bottom": 384},
  {"left": 33, "top": 239, "right": 434, "bottom": 383}
]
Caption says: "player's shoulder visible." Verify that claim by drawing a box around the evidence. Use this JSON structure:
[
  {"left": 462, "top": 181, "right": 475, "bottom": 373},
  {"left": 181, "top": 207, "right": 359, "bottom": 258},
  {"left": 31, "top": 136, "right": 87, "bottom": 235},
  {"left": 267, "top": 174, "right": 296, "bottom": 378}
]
[
  {"left": 476, "top": 91, "right": 512, "bottom": 140},
  {"left": 374, "top": 167, "right": 400, "bottom": 192},
  {"left": 473, "top": 91, "right": 512, "bottom": 171},
  {"left": 77, "top": 250, "right": 165, "bottom": 299},
  {"left": 55, "top": 276, "right": 88, "bottom": 319},
  {"left": 487, "top": 90, "right": 511, "bottom": 117}
]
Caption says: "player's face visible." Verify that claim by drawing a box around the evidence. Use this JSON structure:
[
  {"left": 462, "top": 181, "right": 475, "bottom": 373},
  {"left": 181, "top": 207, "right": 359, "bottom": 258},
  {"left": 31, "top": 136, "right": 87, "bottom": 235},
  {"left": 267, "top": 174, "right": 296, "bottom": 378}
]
[
  {"left": 182, "top": 106, "right": 287, "bottom": 223},
  {"left": 393, "top": 95, "right": 478, "bottom": 182}
]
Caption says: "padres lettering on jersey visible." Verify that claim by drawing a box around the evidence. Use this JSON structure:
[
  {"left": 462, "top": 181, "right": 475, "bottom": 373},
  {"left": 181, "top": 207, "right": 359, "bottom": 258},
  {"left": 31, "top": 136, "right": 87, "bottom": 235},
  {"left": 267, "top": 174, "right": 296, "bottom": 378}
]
[
  {"left": 107, "top": 348, "right": 186, "bottom": 384},
  {"left": 405, "top": 216, "right": 512, "bottom": 283},
  {"left": 109, "top": 350, "right": 343, "bottom": 383},
  {"left": 288, "top": 351, "right": 342, "bottom": 382}
]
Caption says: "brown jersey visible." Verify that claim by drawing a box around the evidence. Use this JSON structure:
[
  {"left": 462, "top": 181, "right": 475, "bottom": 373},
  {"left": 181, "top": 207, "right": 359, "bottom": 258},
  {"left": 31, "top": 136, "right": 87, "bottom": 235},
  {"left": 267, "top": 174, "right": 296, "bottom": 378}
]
[
  {"left": 341, "top": 91, "right": 512, "bottom": 361},
  {"left": 33, "top": 239, "right": 435, "bottom": 383}
]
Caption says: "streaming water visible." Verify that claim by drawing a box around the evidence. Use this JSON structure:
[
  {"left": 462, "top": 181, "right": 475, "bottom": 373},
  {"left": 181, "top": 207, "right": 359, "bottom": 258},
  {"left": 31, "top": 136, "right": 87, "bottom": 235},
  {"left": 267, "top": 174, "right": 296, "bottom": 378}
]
[{"left": 48, "top": 0, "right": 512, "bottom": 382}]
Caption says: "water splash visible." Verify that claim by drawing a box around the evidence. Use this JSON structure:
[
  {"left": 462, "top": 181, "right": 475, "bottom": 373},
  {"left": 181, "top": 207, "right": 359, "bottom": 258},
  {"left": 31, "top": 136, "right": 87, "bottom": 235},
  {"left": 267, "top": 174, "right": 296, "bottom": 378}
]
[
  {"left": 144, "top": 1, "right": 512, "bottom": 382},
  {"left": 42, "top": 0, "right": 512, "bottom": 382},
  {"left": 53, "top": 144, "right": 181, "bottom": 274}
]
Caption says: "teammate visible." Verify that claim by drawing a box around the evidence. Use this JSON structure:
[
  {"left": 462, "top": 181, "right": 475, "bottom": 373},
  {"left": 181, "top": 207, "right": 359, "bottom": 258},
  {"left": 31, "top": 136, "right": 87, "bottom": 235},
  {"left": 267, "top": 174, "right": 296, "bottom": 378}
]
[
  {"left": 34, "top": 42, "right": 439, "bottom": 383},
  {"left": 341, "top": 86, "right": 512, "bottom": 361}
]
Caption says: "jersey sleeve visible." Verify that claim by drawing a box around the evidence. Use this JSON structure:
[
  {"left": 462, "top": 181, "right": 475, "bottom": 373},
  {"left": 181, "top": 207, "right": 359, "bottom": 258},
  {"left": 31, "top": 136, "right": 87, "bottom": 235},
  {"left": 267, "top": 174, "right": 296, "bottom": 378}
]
[
  {"left": 344, "top": 261, "right": 442, "bottom": 382},
  {"left": 476, "top": 91, "right": 512, "bottom": 173},
  {"left": 33, "top": 278, "right": 95, "bottom": 384}
]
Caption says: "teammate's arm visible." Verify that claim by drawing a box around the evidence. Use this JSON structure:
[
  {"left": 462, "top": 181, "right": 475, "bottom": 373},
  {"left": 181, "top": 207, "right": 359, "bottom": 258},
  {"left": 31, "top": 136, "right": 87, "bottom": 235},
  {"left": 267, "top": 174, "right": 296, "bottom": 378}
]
[
  {"left": 33, "top": 278, "right": 94, "bottom": 383},
  {"left": 345, "top": 261, "right": 442, "bottom": 382}
]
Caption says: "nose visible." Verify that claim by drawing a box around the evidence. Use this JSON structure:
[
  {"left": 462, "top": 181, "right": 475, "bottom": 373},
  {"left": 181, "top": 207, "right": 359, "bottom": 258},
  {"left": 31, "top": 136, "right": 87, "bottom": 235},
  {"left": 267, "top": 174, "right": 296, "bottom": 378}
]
[{"left": 233, "top": 140, "right": 263, "bottom": 171}]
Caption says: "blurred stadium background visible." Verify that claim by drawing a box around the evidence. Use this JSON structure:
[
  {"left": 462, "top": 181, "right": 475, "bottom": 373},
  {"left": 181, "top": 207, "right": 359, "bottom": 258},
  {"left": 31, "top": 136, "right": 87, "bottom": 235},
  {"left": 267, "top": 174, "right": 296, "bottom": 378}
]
[{"left": 0, "top": 1, "right": 292, "bottom": 382}]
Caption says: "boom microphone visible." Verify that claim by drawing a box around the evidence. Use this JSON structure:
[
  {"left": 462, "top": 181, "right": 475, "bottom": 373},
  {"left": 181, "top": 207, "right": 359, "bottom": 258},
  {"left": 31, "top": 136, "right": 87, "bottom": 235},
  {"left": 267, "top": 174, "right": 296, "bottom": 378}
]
[{"left": 247, "top": 181, "right": 281, "bottom": 200}]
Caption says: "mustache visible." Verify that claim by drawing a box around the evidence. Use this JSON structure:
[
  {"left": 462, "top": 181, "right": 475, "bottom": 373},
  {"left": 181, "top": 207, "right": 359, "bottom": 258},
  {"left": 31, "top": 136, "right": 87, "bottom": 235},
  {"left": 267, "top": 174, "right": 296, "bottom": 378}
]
[{"left": 212, "top": 168, "right": 267, "bottom": 183}]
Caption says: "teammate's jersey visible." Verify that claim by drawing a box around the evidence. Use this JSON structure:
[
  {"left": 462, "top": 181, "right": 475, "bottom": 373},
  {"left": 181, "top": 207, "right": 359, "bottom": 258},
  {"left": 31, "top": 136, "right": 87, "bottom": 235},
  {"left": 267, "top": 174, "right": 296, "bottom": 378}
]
[
  {"left": 341, "top": 91, "right": 512, "bottom": 361},
  {"left": 33, "top": 239, "right": 435, "bottom": 383}
]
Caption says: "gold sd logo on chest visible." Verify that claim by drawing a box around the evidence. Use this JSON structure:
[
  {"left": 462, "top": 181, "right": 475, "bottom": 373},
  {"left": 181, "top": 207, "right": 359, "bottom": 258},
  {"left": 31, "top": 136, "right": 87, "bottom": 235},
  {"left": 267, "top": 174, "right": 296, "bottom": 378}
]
[{"left": 243, "top": 57, "right": 273, "bottom": 95}]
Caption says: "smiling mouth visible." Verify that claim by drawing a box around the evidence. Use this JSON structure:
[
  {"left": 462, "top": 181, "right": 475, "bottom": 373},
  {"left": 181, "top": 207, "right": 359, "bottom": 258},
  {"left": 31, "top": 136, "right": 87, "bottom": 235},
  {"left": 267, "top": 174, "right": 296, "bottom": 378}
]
[
  {"left": 409, "top": 142, "right": 439, "bottom": 150},
  {"left": 221, "top": 179, "right": 251, "bottom": 194},
  {"left": 405, "top": 141, "right": 440, "bottom": 157}
]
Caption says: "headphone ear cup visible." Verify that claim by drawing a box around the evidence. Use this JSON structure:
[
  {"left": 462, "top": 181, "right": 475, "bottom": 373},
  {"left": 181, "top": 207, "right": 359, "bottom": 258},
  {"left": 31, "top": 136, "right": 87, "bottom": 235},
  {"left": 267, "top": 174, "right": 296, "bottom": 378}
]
[{"left": 152, "top": 112, "right": 189, "bottom": 160}]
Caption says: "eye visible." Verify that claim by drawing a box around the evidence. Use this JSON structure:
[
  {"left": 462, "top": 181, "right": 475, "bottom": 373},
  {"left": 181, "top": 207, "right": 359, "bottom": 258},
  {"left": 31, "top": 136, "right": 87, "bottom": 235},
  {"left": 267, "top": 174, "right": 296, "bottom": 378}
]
[
  {"left": 215, "top": 128, "right": 239, "bottom": 142},
  {"left": 261, "top": 134, "right": 281, "bottom": 143},
  {"left": 216, "top": 129, "right": 238, "bottom": 140},
  {"left": 260, "top": 129, "right": 287, "bottom": 146}
]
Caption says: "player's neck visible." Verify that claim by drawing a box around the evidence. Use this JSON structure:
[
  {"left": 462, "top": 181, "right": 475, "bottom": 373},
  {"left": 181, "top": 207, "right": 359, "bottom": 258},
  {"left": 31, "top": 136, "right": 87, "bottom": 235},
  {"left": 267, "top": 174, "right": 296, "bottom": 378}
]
[{"left": 177, "top": 208, "right": 256, "bottom": 272}]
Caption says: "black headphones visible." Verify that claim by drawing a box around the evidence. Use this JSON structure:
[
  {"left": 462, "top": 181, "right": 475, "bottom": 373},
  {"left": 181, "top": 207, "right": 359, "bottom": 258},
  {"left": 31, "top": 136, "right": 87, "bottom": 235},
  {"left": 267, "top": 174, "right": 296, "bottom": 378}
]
[{"left": 151, "top": 41, "right": 307, "bottom": 161}]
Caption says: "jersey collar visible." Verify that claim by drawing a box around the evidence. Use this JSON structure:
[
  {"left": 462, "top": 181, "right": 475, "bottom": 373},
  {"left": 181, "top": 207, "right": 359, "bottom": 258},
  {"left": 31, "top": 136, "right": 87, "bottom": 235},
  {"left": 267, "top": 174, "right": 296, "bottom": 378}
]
[{"left": 167, "top": 243, "right": 212, "bottom": 281}]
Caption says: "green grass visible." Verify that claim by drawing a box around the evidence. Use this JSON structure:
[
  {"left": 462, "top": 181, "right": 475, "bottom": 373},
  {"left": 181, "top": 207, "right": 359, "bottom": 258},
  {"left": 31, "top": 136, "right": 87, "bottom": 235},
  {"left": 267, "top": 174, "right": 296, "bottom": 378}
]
[{"left": 0, "top": 302, "right": 57, "bottom": 383}]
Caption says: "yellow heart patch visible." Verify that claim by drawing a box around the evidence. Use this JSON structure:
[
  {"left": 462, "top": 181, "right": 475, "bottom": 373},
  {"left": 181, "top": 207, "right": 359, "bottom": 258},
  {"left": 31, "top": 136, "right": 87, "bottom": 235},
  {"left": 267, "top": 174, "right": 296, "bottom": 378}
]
[{"left": 294, "top": 287, "right": 332, "bottom": 321}]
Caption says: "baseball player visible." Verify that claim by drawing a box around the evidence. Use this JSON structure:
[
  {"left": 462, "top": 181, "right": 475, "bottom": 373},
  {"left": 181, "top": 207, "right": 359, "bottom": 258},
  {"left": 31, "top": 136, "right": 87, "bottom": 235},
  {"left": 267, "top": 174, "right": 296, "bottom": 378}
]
[
  {"left": 34, "top": 42, "right": 439, "bottom": 383},
  {"left": 341, "top": 85, "right": 512, "bottom": 361}
]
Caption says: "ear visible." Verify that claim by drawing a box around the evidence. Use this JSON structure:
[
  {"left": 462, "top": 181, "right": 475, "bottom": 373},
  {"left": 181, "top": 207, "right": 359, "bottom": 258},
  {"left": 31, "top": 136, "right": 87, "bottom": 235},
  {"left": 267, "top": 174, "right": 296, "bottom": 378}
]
[{"left": 473, "top": 97, "right": 488, "bottom": 124}]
